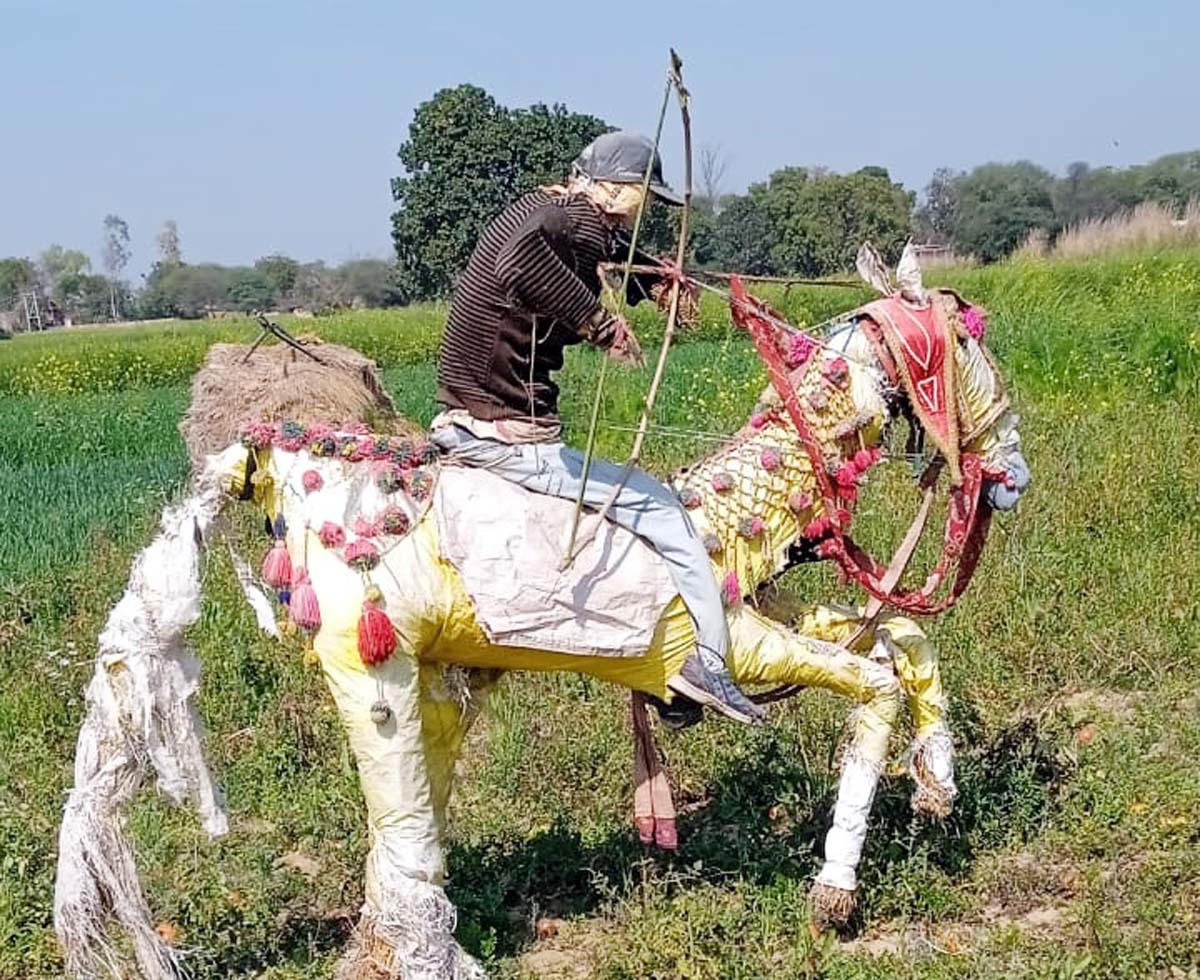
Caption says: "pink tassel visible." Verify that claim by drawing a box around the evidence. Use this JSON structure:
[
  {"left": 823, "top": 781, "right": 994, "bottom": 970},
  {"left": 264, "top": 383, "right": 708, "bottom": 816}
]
[
  {"left": 288, "top": 570, "right": 321, "bottom": 631},
  {"left": 722, "top": 571, "right": 741, "bottom": 606},
  {"left": 358, "top": 600, "right": 396, "bottom": 665},
  {"left": 261, "top": 539, "right": 293, "bottom": 590},
  {"left": 302, "top": 469, "right": 323, "bottom": 493}
]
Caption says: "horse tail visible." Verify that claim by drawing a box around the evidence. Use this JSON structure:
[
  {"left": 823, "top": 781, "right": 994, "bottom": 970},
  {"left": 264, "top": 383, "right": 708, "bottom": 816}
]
[{"left": 54, "top": 465, "right": 231, "bottom": 979}]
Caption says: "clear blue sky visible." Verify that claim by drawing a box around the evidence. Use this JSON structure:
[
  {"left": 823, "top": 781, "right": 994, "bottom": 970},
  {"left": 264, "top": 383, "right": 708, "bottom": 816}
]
[{"left": 3, "top": 0, "right": 1196, "bottom": 278}]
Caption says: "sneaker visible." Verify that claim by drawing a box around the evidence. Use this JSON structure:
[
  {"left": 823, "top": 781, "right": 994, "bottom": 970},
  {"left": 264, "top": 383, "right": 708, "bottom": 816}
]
[{"left": 666, "top": 654, "right": 765, "bottom": 725}]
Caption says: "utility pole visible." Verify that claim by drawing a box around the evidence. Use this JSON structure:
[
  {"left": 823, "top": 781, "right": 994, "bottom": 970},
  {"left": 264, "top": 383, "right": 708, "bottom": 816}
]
[{"left": 21, "top": 291, "right": 43, "bottom": 331}]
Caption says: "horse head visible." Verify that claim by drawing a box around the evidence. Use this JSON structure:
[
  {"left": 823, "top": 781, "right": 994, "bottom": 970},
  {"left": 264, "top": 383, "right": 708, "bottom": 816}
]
[{"left": 684, "top": 259, "right": 1028, "bottom": 611}]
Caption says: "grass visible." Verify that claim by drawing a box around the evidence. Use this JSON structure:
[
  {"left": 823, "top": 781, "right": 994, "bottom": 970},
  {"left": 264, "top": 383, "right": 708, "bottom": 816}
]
[{"left": 1, "top": 249, "right": 1199, "bottom": 978}]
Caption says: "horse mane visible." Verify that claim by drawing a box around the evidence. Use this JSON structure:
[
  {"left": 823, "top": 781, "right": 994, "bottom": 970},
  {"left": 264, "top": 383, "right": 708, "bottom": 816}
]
[{"left": 180, "top": 341, "right": 422, "bottom": 468}]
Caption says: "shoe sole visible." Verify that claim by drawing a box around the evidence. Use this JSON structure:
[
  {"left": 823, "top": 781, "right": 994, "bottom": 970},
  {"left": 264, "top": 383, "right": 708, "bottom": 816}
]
[{"left": 666, "top": 676, "right": 763, "bottom": 725}]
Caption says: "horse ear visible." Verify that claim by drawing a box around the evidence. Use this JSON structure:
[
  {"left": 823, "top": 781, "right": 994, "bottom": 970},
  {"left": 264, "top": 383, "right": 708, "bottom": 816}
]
[
  {"left": 854, "top": 241, "right": 893, "bottom": 297},
  {"left": 896, "top": 241, "right": 927, "bottom": 305}
]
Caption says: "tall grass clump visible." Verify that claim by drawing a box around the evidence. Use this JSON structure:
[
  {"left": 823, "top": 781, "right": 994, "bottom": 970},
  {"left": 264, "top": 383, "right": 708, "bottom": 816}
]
[{"left": 1052, "top": 198, "right": 1200, "bottom": 259}]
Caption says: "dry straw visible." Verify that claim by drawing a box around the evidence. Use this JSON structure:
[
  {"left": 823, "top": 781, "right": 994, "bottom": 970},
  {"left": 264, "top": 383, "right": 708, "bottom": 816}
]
[{"left": 1021, "top": 198, "right": 1200, "bottom": 260}]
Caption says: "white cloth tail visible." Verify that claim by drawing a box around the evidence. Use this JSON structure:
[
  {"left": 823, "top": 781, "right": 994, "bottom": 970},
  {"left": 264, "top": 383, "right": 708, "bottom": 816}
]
[{"left": 54, "top": 470, "right": 229, "bottom": 979}]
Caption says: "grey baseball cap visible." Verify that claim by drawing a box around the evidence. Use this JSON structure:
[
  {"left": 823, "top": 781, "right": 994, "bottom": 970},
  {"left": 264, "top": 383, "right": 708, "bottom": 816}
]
[{"left": 572, "top": 131, "right": 685, "bottom": 206}]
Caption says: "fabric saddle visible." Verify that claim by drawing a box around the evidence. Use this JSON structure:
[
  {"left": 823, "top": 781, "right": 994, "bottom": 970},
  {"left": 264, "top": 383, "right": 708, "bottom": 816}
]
[{"left": 434, "top": 467, "right": 679, "bottom": 658}]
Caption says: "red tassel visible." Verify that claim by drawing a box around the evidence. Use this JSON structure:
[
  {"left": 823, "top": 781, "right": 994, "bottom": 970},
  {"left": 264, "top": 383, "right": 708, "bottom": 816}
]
[
  {"left": 288, "top": 569, "right": 321, "bottom": 631},
  {"left": 357, "top": 600, "right": 396, "bottom": 665},
  {"left": 261, "top": 539, "right": 293, "bottom": 590}
]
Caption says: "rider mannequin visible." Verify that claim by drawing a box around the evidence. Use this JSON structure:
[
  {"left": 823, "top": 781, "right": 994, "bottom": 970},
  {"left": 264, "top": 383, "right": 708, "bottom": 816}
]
[{"left": 430, "top": 130, "right": 762, "bottom": 724}]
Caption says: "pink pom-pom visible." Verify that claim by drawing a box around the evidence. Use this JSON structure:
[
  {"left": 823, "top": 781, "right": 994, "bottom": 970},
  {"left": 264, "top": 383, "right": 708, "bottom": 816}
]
[
  {"left": 678, "top": 488, "right": 703, "bottom": 509},
  {"left": 378, "top": 504, "right": 411, "bottom": 536},
  {"left": 786, "top": 331, "right": 817, "bottom": 368},
  {"left": 261, "top": 539, "right": 293, "bottom": 590},
  {"left": 711, "top": 471, "right": 733, "bottom": 493},
  {"left": 835, "top": 463, "right": 859, "bottom": 489},
  {"left": 344, "top": 539, "right": 381, "bottom": 571},
  {"left": 760, "top": 448, "right": 782, "bottom": 472},
  {"left": 738, "top": 516, "right": 765, "bottom": 539},
  {"left": 354, "top": 515, "right": 380, "bottom": 538},
  {"left": 302, "top": 469, "right": 323, "bottom": 493},
  {"left": 318, "top": 522, "right": 345, "bottom": 549},
  {"left": 358, "top": 600, "right": 397, "bottom": 665},
  {"left": 749, "top": 413, "right": 767, "bottom": 430},
  {"left": 963, "top": 305, "right": 987, "bottom": 340},
  {"left": 722, "top": 571, "right": 741, "bottom": 606},
  {"left": 788, "top": 491, "right": 813, "bottom": 515},
  {"left": 288, "top": 570, "right": 321, "bottom": 630},
  {"left": 821, "top": 357, "right": 849, "bottom": 385}
]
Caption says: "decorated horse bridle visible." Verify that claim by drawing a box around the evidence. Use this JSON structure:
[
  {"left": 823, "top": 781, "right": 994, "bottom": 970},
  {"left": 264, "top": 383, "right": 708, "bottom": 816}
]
[{"left": 727, "top": 275, "right": 994, "bottom": 620}]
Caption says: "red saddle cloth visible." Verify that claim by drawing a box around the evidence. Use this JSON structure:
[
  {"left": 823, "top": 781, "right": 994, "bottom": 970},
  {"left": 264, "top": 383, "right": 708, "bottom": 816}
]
[{"left": 859, "top": 294, "right": 962, "bottom": 484}]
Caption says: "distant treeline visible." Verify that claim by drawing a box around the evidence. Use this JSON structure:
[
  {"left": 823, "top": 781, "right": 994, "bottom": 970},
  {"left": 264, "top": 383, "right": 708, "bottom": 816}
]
[
  {"left": 5, "top": 82, "right": 1200, "bottom": 329},
  {"left": 0, "top": 241, "right": 402, "bottom": 329},
  {"left": 391, "top": 85, "right": 1200, "bottom": 295}
]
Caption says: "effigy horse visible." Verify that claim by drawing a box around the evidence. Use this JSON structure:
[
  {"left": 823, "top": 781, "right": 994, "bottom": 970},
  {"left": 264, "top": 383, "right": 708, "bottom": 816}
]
[{"left": 54, "top": 257, "right": 1028, "bottom": 980}]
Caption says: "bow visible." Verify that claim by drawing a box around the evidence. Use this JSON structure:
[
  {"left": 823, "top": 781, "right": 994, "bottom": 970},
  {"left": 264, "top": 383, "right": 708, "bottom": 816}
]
[{"left": 561, "top": 49, "right": 693, "bottom": 567}]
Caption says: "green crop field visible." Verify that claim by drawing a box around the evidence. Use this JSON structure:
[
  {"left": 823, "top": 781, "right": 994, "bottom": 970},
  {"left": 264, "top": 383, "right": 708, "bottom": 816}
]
[{"left": 1, "top": 251, "right": 1199, "bottom": 979}]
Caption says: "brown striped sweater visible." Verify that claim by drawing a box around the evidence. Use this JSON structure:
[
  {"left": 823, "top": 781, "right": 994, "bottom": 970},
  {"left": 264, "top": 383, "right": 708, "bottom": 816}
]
[{"left": 437, "top": 189, "right": 652, "bottom": 424}]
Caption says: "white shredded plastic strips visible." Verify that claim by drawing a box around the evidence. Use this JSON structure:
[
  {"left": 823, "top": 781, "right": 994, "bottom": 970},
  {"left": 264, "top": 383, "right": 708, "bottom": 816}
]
[
  {"left": 228, "top": 542, "right": 281, "bottom": 638},
  {"left": 54, "top": 467, "right": 229, "bottom": 980}
]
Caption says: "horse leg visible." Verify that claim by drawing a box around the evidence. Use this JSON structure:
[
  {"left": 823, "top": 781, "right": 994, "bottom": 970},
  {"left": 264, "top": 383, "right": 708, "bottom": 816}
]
[
  {"left": 418, "top": 665, "right": 502, "bottom": 840},
  {"left": 874, "top": 615, "right": 957, "bottom": 819},
  {"left": 725, "top": 604, "right": 900, "bottom": 929},
  {"left": 314, "top": 636, "right": 474, "bottom": 980},
  {"left": 755, "top": 598, "right": 958, "bottom": 818}
]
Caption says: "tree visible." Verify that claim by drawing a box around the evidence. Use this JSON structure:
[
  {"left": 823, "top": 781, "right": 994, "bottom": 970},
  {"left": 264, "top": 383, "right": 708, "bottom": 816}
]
[
  {"left": 705, "top": 188, "right": 778, "bottom": 275},
  {"left": 0, "top": 257, "right": 37, "bottom": 313},
  {"left": 101, "top": 214, "right": 131, "bottom": 320},
  {"left": 950, "top": 162, "right": 1057, "bottom": 262},
  {"left": 340, "top": 259, "right": 405, "bottom": 307},
  {"left": 290, "top": 261, "right": 348, "bottom": 313},
  {"left": 699, "top": 143, "right": 729, "bottom": 214},
  {"left": 38, "top": 246, "right": 91, "bottom": 299},
  {"left": 391, "top": 85, "right": 608, "bottom": 299},
  {"left": 156, "top": 220, "right": 182, "bottom": 267},
  {"left": 226, "top": 268, "right": 278, "bottom": 312},
  {"left": 254, "top": 254, "right": 300, "bottom": 304},
  {"left": 914, "top": 168, "right": 963, "bottom": 246}
]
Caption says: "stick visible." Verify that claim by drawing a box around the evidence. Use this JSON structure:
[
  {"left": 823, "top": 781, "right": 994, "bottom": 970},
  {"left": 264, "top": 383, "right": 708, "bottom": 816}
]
[
  {"left": 560, "top": 51, "right": 692, "bottom": 568},
  {"left": 560, "top": 61, "right": 675, "bottom": 565}
]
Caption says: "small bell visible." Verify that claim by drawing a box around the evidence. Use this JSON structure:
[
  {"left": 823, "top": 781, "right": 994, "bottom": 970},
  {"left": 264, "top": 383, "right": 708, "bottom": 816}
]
[{"left": 370, "top": 700, "right": 393, "bottom": 725}]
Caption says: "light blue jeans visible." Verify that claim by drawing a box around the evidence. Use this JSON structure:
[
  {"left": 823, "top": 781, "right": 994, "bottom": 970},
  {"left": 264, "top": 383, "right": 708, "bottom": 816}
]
[{"left": 430, "top": 424, "right": 728, "bottom": 664}]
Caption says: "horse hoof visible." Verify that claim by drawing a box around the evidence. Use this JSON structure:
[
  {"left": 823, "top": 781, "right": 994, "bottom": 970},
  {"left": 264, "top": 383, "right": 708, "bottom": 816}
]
[
  {"left": 810, "top": 882, "right": 857, "bottom": 933},
  {"left": 909, "top": 729, "right": 957, "bottom": 820}
]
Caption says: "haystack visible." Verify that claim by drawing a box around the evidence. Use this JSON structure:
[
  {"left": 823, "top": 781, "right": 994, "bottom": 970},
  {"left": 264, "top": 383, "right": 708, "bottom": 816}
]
[{"left": 180, "top": 340, "right": 419, "bottom": 468}]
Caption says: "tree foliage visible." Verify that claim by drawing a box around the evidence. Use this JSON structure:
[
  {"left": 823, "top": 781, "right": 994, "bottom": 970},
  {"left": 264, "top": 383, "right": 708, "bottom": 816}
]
[
  {"left": 156, "top": 220, "right": 182, "bottom": 267},
  {"left": 391, "top": 85, "right": 608, "bottom": 299},
  {"left": 947, "top": 162, "right": 1056, "bottom": 262},
  {"left": 692, "top": 166, "right": 913, "bottom": 276}
]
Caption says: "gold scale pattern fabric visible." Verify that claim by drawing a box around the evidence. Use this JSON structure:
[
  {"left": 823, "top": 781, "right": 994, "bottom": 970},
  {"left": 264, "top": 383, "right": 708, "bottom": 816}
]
[{"left": 673, "top": 352, "right": 871, "bottom": 596}]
